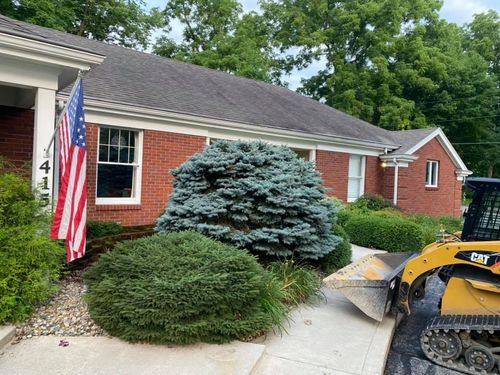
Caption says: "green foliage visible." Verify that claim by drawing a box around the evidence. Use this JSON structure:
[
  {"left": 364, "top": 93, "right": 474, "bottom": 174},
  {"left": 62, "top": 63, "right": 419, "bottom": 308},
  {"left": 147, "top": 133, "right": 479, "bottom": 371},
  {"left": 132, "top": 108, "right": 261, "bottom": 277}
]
[
  {"left": 351, "top": 194, "right": 399, "bottom": 211},
  {"left": 261, "top": 0, "right": 499, "bottom": 176},
  {"left": 408, "top": 214, "right": 462, "bottom": 245},
  {"left": 266, "top": 261, "right": 321, "bottom": 306},
  {"left": 320, "top": 224, "right": 352, "bottom": 273},
  {"left": 0, "top": 226, "right": 65, "bottom": 323},
  {"left": 344, "top": 215, "right": 424, "bottom": 252},
  {"left": 0, "top": 172, "right": 39, "bottom": 226},
  {"left": 0, "top": 0, "right": 163, "bottom": 49},
  {"left": 84, "top": 232, "right": 288, "bottom": 344},
  {"left": 0, "top": 164, "right": 65, "bottom": 323},
  {"left": 156, "top": 141, "right": 341, "bottom": 259},
  {"left": 153, "top": 0, "right": 281, "bottom": 83},
  {"left": 87, "top": 221, "right": 124, "bottom": 240}
]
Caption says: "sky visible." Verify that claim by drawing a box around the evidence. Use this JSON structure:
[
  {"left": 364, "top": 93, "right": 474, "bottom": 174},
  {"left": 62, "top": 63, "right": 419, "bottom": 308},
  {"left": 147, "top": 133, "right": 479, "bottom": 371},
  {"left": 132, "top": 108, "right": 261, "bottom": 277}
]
[{"left": 145, "top": 0, "right": 499, "bottom": 89}]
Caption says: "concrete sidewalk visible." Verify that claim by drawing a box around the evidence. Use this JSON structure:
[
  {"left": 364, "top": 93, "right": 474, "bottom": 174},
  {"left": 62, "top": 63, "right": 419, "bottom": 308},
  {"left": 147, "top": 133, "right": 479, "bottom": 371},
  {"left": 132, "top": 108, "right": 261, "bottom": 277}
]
[
  {"left": 251, "top": 245, "right": 394, "bottom": 375},
  {"left": 0, "top": 245, "right": 396, "bottom": 375}
]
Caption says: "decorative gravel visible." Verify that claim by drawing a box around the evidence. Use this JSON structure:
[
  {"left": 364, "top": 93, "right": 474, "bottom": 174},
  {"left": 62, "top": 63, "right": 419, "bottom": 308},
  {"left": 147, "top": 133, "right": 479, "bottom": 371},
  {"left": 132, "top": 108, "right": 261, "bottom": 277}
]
[{"left": 13, "top": 269, "right": 107, "bottom": 343}]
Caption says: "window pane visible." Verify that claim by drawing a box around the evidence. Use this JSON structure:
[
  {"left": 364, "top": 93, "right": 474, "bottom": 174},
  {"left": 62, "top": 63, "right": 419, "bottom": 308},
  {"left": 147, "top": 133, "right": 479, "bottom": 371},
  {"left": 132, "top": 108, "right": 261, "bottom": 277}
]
[
  {"left": 109, "top": 128, "right": 120, "bottom": 148},
  {"left": 348, "top": 179, "right": 361, "bottom": 200},
  {"left": 119, "top": 130, "right": 130, "bottom": 148},
  {"left": 129, "top": 132, "right": 135, "bottom": 148},
  {"left": 129, "top": 147, "right": 135, "bottom": 163},
  {"left": 100, "top": 128, "right": 109, "bottom": 145},
  {"left": 432, "top": 162, "right": 438, "bottom": 185},
  {"left": 426, "top": 162, "right": 431, "bottom": 184},
  {"left": 108, "top": 146, "right": 119, "bottom": 162},
  {"left": 98, "top": 145, "right": 109, "bottom": 162},
  {"left": 119, "top": 147, "right": 129, "bottom": 163},
  {"left": 97, "top": 164, "right": 134, "bottom": 198},
  {"left": 349, "top": 155, "right": 362, "bottom": 177},
  {"left": 293, "top": 149, "right": 310, "bottom": 161}
]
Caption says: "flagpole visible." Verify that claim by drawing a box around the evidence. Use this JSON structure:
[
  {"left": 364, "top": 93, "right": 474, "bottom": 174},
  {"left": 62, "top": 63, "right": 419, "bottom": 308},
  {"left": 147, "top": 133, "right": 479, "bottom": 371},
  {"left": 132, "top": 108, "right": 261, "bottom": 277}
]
[{"left": 43, "top": 72, "right": 83, "bottom": 158}]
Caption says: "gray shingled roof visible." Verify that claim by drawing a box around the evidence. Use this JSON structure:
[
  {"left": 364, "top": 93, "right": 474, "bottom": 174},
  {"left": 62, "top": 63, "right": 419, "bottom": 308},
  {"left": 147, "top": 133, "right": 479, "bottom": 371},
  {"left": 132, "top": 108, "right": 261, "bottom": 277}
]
[
  {"left": 1, "top": 15, "right": 433, "bottom": 150},
  {"left": 389, "top": 128, "right": 438, "bottom": 154}
]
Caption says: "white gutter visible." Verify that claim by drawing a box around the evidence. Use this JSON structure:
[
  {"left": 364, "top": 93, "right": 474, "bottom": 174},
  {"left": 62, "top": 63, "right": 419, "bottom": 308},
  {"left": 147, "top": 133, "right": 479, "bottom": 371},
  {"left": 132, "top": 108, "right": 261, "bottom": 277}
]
[{"left": 0, "top": 32, "right": 104, "bottom": 69}]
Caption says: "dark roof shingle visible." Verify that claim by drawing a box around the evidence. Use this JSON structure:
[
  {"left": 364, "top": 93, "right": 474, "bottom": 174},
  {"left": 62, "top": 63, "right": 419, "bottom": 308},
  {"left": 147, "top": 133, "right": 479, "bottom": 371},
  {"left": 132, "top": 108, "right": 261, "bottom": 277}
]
[{"left": 389, "top": 128, "right": 438, "bottom": 154}]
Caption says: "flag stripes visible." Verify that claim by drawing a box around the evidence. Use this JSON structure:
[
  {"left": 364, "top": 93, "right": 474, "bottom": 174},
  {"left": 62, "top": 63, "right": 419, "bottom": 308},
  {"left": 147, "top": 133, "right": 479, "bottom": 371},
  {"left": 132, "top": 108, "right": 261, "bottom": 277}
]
[{"left": 50, "top": 78, "right": 87, "bottom": 262}]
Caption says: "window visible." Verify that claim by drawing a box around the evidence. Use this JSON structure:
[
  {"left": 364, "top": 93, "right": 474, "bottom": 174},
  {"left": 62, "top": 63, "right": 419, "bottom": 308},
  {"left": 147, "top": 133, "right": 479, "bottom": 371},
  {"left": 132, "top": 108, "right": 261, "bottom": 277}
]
[
  {"left": 425, "top": 160, "right": 439, "bottom": 187},
  {"left": 96, "top": 127, "right": 142, "bottom": 204},
  {"left": 292, "top": 149, "right": 312, "bottom": 161},
  {"left": 347, "top": 155, "right": 365, "bottom": 202}
]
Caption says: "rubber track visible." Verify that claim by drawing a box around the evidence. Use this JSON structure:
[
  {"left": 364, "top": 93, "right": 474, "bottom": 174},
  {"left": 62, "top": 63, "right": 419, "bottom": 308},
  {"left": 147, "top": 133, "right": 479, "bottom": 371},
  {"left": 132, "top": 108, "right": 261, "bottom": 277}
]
[{"left": 421, "top": 315, "right": 500, "bottom": 375}]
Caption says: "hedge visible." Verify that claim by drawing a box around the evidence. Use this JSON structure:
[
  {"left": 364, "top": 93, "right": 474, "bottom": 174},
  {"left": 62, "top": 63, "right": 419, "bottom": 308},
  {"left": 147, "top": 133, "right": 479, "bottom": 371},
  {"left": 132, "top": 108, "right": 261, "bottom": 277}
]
[
  {"left": 344, "top": 215, "right": 424, "bottom": 252},
  {"left": 84, "top": 231, "right": 287, "bottom": 344}
]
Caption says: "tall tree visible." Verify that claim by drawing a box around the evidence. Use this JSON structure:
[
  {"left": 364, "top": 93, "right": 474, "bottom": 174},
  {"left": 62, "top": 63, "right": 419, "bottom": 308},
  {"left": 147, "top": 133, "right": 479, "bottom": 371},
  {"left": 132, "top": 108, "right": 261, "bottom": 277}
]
[
  {"left": 261, "top": 0, "right": 443, "bottom": 129},
  {"left": 262, "top": 0, "right": 499, "bottom": 176},
  {"left": 0, "top": 0, "right": 162, "bottom": 49},
  {"left": 153, "top": 0, "right": 281, "bottom": 83}
]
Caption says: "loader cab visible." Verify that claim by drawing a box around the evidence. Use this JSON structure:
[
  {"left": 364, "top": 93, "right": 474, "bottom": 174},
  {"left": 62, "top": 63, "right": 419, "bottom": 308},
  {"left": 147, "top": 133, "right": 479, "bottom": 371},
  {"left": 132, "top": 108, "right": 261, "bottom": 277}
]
[{"left": 461, "top": 177, "right": 500, "bottom": 242}]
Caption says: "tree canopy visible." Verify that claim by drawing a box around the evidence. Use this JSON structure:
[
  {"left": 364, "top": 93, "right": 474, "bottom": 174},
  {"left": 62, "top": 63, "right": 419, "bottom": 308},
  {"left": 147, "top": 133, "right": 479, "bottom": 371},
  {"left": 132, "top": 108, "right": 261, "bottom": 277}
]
[
  {"left": 260, "top": 1, "right": 499, "bottom": 176},
  {"left": 153, "top": 0, "right": 281, "bottom": 83},
  {"left": 0, "top": 0, "right": 162, "bottom": 49}
]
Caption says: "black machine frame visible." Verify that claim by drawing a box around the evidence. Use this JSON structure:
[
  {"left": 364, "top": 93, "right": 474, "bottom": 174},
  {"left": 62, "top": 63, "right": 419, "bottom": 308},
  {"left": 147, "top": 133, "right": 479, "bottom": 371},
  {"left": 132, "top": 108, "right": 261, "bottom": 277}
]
[{"left": 462, "top": 177, "right": 500, "bottom": 242}]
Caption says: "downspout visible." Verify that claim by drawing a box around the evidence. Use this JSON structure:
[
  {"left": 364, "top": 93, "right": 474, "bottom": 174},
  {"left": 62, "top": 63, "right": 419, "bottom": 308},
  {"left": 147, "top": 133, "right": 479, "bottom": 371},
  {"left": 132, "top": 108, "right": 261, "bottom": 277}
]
[{"left": 393, "top": 158, "right": 399, "bottom": 206}]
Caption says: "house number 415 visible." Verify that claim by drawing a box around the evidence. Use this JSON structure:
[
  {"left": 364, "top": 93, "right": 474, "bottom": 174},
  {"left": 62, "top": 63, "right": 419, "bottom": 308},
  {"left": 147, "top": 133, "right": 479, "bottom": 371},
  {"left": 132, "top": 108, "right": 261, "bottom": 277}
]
[{"left": 38, "top": 160, "right": 51, "bottom": 207}]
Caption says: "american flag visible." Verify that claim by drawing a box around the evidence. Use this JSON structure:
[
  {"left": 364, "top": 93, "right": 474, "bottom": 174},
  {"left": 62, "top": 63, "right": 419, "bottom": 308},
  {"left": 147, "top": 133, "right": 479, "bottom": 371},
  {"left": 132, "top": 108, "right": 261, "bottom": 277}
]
[{"left": 51, "top": 79, "right": 87, "bottom": 262}]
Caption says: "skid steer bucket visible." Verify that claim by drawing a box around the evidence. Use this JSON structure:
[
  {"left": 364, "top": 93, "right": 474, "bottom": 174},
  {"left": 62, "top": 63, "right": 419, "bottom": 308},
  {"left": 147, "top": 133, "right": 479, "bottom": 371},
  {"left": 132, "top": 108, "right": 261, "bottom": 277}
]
[{"left": 323, "top": 252, "right": 417, "bottom": 321}]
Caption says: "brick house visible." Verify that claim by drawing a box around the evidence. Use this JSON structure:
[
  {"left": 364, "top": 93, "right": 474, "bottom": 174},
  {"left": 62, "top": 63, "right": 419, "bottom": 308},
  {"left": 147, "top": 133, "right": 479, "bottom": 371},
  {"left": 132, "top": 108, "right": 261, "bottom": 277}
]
[{"left": 0, "top": 15, "right": 471, "bottom": 226}]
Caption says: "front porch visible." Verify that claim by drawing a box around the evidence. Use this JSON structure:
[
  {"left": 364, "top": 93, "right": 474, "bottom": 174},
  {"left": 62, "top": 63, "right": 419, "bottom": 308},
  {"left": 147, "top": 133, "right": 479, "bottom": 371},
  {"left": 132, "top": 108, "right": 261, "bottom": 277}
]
[{"left": 0, "top": 28, "right": 103, "bottom": 204}]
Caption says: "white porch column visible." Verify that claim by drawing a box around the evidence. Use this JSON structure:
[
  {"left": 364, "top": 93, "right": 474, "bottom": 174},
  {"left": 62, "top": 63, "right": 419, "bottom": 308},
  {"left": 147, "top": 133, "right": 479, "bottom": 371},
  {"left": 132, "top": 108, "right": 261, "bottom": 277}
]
[{"left": 32, "top": 87, "right": 56, "bottom": 208}]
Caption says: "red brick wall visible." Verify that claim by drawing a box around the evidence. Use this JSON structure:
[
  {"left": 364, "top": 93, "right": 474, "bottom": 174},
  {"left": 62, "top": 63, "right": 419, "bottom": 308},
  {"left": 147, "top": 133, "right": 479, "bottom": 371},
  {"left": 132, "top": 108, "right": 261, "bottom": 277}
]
[
  {"left": 364, "top": 156, "right": 384, "bottom": 195},
  {"left": 86, "top": 124, "right": 206, "bottom": 226},
  {"left": 0, "top": 106, "right": 34, "bottom": 169},
  {"left": 316, "top": 150, "right": 349, "bottom": 201},
  {"left": 383, "top": 138, "right": 462, "bottom": 217}
]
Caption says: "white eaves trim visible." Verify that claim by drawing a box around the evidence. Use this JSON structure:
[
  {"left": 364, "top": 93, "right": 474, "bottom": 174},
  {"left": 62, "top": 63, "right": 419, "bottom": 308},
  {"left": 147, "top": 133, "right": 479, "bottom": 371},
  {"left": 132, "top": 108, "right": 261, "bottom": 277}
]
[
  {"left": 379, "top": 153, "right": 418, "bottom": 168},
  {"left": 61, "top": 96, "right": 400, "bottom": 157},
  {"left": 405, "top": 128, "right": 470, "bottom": 172},
  {"left": 0, "top": 32, "right": 104, "bottom": 70}
]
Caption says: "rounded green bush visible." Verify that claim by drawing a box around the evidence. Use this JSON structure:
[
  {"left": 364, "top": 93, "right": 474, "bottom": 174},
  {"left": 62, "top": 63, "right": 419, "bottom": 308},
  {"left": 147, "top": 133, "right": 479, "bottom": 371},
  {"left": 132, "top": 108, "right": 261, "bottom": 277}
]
[
  {"left": 84, "top": 231, "right": 285, "bottom": 344},
  {"left": 0, "top": 226, "right": 65, "bottom": 323},
  {"left": 344, "top": 216, "right": 424, "bottom": 252},
  {"left": 320, "top": 224, "right": 352, "bottom": 273}
]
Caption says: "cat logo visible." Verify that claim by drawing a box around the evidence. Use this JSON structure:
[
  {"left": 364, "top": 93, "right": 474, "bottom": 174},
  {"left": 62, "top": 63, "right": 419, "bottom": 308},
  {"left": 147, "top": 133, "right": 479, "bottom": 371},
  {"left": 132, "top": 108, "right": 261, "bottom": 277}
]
[{"left": 470, "top": 252, "right": 490, "bottom": 265}]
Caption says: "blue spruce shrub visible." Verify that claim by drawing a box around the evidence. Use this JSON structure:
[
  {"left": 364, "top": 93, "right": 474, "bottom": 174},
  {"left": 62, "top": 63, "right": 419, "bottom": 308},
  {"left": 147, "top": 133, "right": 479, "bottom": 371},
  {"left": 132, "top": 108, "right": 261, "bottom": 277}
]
[{"left": 156, "top": 141, "right": 340, "bottom": 259}]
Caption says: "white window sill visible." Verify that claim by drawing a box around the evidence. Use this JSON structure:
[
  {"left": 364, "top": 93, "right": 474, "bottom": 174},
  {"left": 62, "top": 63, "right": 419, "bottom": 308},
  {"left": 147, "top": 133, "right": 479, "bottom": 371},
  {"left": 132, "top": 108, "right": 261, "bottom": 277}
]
[{"left": 96, "top": 197, "right": 141, "bottom": 205}]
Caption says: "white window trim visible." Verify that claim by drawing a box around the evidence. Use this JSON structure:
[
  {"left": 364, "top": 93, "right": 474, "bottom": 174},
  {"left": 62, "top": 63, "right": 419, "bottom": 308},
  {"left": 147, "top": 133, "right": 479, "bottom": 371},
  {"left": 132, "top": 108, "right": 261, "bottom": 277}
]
[
  {"left": 95, "top": 127, "right": 143, "bottom": 205},
  {"left": 347, "top": 155, "right": 366, "bottom": 203},
  {"left": 425, "top": 160, "right": 439, "bottom": 188}
]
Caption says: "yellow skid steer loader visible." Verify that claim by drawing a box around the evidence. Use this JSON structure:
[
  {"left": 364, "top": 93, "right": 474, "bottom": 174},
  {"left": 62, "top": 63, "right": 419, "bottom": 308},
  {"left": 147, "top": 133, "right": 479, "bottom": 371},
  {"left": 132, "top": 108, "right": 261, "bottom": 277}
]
[{"left": 324, "top": 177, "right": 500, "bottom": 374}]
